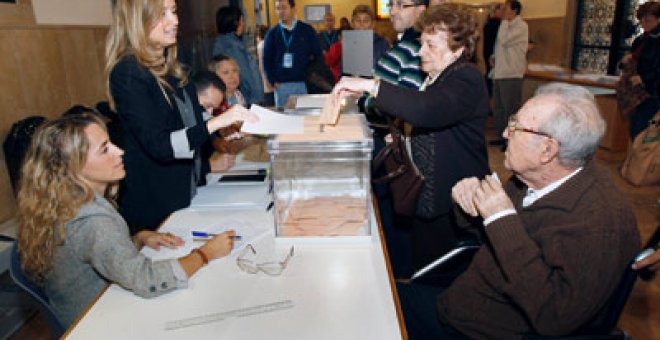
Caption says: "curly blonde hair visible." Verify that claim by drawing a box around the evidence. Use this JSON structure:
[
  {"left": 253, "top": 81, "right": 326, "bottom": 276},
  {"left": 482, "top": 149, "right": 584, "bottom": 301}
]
[
  {"left": 17, "top": 114, "right": 111, "bottom": 282},
  {"left": 414, "top": 3, "right": 479, "bottom": 60},
  {"left": 105, "top": 0, "right": 188, "bottom": 109}
]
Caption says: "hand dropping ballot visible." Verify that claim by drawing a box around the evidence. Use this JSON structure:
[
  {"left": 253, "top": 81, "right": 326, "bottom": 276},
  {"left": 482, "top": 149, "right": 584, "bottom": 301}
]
[{"left": 240, "top": 105, "right": 304, "bottom": 135}]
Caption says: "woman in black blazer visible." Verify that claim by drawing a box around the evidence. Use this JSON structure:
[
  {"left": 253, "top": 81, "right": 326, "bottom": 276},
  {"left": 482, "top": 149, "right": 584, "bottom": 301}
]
[{"left": 105, "top": 0, "right": 256, "bottom": 234}]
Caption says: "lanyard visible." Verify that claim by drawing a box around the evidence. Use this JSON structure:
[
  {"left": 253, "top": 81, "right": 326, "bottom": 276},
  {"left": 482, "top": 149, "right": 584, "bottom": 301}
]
[
  {"left": 279, "top": 19, "right": 298, "bottom": 51},
  {"left": 322, "top": 30, "right": 337, "bottom": 46},
  {"left": 226, "top": 94, "right": 237, "bottom": 106}
]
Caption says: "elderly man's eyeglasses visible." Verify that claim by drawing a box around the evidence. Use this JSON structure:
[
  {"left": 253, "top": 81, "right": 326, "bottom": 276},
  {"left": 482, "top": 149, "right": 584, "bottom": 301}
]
[
  {"left": 388, "top": 2, "right": 421, "bottom": 10},
  {"left": 236, "top": 244, "right": 294, "bottom": 276},
  {"left": 507, "top": 117, "right": 553, "bottom": 139}
]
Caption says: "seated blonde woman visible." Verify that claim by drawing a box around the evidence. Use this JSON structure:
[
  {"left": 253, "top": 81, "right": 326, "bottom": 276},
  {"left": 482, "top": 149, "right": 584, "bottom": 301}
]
[{"left": 17, "top": 114, "right": 236, "bottom": 327}]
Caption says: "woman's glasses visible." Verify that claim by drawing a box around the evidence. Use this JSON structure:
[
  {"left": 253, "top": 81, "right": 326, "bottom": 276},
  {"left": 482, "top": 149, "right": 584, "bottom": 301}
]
[{"left": 236, "top": 244, "right": 294, "bottom": 276}]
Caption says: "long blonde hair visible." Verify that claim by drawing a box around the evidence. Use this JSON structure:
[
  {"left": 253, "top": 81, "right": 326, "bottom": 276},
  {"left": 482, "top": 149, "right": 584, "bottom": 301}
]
[
  {"left": 105, "top": 0, "right": 188, "bottom": 109},
  {"left": 17, "top": 114, "right": 111, "bottom": 281}
]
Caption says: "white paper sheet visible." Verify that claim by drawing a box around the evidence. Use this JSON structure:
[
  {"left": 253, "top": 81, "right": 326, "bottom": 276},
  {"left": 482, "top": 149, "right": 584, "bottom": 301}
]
[
  {"left": 241, "top": 105, "right": 304, "bottom": 135},
  {"left": 141, "top": 218, "right": 271, "bottom": 261}
]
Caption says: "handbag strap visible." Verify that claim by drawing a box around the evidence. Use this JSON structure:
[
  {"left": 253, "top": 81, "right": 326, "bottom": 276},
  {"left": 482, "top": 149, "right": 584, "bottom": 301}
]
[{"left": 372, "top": 118, "right": 408, "bottom": 184}]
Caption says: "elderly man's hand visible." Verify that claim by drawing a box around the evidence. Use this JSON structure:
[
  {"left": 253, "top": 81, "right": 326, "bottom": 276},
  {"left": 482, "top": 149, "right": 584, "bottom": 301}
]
[
  {"left": 452, "top": 177, "right": 481, "bottom": 217},
  {"left": 472, "top": 176, "right": 514, "bottom": 219}
]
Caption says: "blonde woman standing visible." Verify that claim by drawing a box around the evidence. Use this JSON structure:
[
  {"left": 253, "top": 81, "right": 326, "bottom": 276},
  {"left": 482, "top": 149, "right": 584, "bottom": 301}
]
[{"left": 106, "top": 0, "right": 256, "bottom": 234}]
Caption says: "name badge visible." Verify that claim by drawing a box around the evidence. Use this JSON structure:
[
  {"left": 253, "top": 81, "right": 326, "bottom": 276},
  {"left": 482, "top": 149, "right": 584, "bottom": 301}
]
[{"left": 282, "top": 53, "right": 293, "bottom": 68}]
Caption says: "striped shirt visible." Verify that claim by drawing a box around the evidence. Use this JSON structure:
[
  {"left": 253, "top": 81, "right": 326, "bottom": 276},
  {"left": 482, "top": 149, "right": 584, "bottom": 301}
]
[{"left": 362, "top": 28, "right": 425, "bottom": 117}]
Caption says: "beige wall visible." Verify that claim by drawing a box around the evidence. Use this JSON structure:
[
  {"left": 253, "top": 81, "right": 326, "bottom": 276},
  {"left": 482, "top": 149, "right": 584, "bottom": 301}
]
[
  {"left": 454, "top": 0, "right": 568, "bottom": 19},
  {"left": 0, "top": 0, "right": 108, "bottom": 224},
  {"left": 266, "top": 0, "right": 374, "bottom": 30}
]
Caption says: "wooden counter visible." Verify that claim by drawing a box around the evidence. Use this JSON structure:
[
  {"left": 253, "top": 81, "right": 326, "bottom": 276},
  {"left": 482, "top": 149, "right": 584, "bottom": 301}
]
[{"left": 523, "top": 67, "right": 629, "bottom": 152}]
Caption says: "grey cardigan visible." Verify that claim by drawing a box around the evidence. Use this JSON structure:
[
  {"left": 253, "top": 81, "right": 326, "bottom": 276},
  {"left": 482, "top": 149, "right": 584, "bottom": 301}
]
[{"left": 45, "top": 195, "right": 187, "bottom": 327}]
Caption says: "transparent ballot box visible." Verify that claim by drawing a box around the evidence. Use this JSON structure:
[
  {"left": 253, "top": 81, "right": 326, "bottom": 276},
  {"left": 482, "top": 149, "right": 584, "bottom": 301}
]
[{"left": 268, "top": 114, "right": 374, "bottom": 238}]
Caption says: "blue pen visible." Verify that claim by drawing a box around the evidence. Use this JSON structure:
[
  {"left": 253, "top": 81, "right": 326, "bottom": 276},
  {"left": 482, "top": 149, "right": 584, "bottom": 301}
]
[{"left": 192, "top": 231, "right": 242, "bottom": 240}]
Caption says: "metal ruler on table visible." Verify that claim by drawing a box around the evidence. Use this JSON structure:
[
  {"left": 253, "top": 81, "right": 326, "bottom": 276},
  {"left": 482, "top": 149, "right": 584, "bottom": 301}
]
[{"left": 164, "top": 299, "right": 294, "bottom": 330}]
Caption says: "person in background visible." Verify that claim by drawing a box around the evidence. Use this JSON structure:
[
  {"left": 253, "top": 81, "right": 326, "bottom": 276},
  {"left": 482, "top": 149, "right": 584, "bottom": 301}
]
[
  {"left": 397, "top": 82, "right": 639, "bottom": 339},
  {"left": 325, "top": 29, "right": 344, "bottom": 82},
  {"left": 106, "top": 0, "right": 256, "bottom": 234},
  {"left": 16, "top": 114, "right": 237, "bottom": 328},
  {"left": 192, "top": 71, "right": 237, "bottom": 172},
  {"left": 621, "top": 1, "right": 659, "bottom": 140},
  {"left": 263, "top": 0, "right": 323, "bottom": 108},
  {"left": 324, "top": 5, "right": 391, "bottom": 82},
  {"left": 483, "top": 3, "right": 503, "bottom": 98},
  {"left": 209, "top": 55, "right": 247, "bottom": 113},
  {"left": 334, "top": 3, "right": 490, "bottom": 277},
  {"left": 212, "top": 6, "right": 264, "bottom": 106},
  {"left": 192, "top": 70, "right": 226, "bottom": 119},
  {"left": 318, "top": 12, "right": 339, "bottom": 52},
  {"left": 339, "top": 16, "right": 352, "bottom": 31},
  {"left": 256, "top": 25, "right": 275, "bottom": 107},
  {"left": 489, "top": 0, "right": 528, "bottom": 149}
]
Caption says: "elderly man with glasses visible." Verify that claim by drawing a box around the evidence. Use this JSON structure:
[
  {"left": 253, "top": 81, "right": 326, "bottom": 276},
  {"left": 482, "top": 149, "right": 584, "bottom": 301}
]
[{"left": 397, "top": 83, "right": 640, "bottom": 339}]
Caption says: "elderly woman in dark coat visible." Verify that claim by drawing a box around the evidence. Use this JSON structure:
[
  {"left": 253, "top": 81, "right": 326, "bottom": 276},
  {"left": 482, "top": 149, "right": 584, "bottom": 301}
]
[{"left": 333, "top": 3, "right": 490, "bottom": 271}]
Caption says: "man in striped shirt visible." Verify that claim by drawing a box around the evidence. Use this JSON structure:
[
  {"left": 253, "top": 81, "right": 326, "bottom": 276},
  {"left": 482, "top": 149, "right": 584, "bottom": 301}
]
[{"left": 360, "top": 0, "right": 427, "bottom": 115}]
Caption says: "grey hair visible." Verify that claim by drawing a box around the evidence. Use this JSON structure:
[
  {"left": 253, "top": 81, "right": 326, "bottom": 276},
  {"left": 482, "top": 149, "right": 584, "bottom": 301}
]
[{"left": 534, "top": 83, "right": 606, "bottom": 168}]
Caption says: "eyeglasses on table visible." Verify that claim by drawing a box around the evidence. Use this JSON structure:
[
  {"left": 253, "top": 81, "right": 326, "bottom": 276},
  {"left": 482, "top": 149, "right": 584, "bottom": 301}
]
[{"left": 236, "top": 244, "right": 294, "bottom": 276}]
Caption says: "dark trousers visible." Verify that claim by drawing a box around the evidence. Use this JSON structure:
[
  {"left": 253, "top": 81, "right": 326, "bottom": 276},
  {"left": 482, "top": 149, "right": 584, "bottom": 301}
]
[
  {"left": 397, "top": 283, "right": 470, "bottom": 340},
  {"left": 493, "top": 78, "right": 523, "bottom": 139},
  {"left": 412, "top": 214, "right": 459, "bottom": 272}
]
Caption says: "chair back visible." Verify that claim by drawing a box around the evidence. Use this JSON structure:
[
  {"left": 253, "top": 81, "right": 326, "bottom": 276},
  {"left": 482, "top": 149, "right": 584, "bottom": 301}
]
[
  {"left": 594, "top": 256, "right": 638, "bottom": 333},
  {"left": 9, "top": 244, "right": 65, "bottom": 339},
  {"left": 2, "top": 116, "right": 47, "bottom": 193}
]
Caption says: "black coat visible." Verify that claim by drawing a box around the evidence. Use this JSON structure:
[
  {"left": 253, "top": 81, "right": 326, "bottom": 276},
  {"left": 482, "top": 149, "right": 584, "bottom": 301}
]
[
  {"left": 632, "top": 25, "right": 660, "bottom": 97},
  {"left": 110, "top": 56, "right": 210, "bottom": 233},
  {"left": 374, "top": 61, "right": 490, "bottom": 218}
]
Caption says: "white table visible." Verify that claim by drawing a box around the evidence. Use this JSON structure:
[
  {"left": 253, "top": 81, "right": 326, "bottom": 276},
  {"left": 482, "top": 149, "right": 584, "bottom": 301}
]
[{"left": 64, "top": 205, "right": 402, "bottom": 339}]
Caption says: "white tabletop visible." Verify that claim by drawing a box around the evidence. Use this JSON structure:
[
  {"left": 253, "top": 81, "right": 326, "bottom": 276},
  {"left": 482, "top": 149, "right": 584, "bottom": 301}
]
[{"left": 64, "top": 205, "right": 402, "bottom": 339}]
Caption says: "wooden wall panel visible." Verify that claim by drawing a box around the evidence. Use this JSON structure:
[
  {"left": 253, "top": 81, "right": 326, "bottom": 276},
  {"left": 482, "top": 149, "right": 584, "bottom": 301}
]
[
  {"left": 14, "top": 30, "right": 72, "bottom": 116},
  {"left": 57, "top": 29, "right": 107, "bottom": 105},
  {"left": 527, "top": 17, "right": 569, "bottom": 67},
  {"left": 0, "top": 27, "right": 108, "bottom": 224},
  {"left": 0, "top": 0, "right": 35, "bottom": 26}
]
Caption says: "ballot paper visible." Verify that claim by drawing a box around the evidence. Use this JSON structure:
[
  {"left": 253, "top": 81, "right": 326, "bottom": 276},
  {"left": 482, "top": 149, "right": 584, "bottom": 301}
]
[
  {"left": 318, "top": 93, "right": 341, "bottom": 125},
  {"left": 241, "top": 105, "right": 304, "bottom": 135}
]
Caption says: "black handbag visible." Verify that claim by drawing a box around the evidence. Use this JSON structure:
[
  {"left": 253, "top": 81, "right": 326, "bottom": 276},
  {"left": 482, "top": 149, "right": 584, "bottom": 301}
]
[{"left": 372, "top": 118, "right": 424, "bottom": 216}]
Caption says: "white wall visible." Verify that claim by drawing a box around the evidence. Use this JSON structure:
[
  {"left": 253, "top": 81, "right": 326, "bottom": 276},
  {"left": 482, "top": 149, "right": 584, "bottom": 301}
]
[
  {"left": 32, "top": 0, "right": 112, "bottom": 26},
  {"left": 453, "top": 0, "right": 568, "bottom": 19}
]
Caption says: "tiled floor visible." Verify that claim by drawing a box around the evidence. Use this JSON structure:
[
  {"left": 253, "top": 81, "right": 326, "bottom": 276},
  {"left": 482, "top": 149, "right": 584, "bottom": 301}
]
[{"left": 5, "top": 120, "right": 660, "bottom": 340}]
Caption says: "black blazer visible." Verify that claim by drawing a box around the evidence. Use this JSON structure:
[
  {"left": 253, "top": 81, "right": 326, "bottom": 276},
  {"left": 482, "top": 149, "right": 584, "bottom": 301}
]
[{"left": 110, "top": 55, "right": 210, "bottom": 233}]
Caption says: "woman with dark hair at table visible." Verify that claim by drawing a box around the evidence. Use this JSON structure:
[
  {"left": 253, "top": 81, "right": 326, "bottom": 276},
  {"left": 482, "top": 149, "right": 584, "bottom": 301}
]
[
  {"left": 333, "top": 3, "right": 490, "bottom": 271},
  {"left": 106, "top": 0, "right": 256, "bottom": 234},
  {"left": 16, "top": 114, "right": 236, "bottom": 328},
  {"left": 212, "top": 6, "right": 264, "bottom": 106}
]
